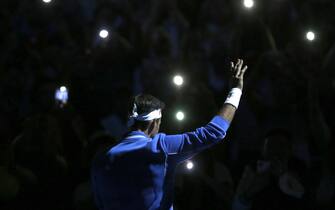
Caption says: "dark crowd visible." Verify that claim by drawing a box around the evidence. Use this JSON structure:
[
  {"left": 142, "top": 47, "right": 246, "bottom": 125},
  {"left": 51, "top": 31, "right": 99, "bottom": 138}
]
[{"left": 1, "top": 0, "right": 335, "bottom": 209}]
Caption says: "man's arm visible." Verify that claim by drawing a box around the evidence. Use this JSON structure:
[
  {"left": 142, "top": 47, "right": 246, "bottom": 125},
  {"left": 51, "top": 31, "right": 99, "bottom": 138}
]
[
  {"left": 156, "top": 59, "right": 248, "bottom": 156},
  {"left": 219, "top": 59, "right": 247, "bottom": 123}
]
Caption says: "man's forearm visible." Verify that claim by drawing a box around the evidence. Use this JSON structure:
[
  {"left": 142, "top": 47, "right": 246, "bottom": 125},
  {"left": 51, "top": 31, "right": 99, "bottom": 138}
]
[
  {"left": 219, "top": 103, "right": 237, "bottom": 123},
  {"left": 218, "top": 59, "right": 247, "bottom": 123},
  {"left": 219, "top": 87, "right": 242, "bottom": 123}
]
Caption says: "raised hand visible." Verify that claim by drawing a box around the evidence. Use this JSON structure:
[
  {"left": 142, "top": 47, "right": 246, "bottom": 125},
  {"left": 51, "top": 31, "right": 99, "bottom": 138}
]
[{"left": 230, "top": 59, "right": 248, "bottom": 90}]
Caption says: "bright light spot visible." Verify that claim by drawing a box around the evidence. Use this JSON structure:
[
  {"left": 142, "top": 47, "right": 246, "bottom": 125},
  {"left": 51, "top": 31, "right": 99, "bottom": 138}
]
[
  {"left": 60, "top": 86, "right": 67, "bottom": 92},
  {"left": 173, "top": 75, "right": 184, "bottom": 86},
  {"left": 42, "top": 0, "right": 52, "bottom": 3},
  {"left": 55, "top": 86, "right": 69, "bottom": 104},
  {"left": 99, "top": 29, "right": 109, "bottom": 39},
  {"left": 243, "top": 0, "right": 254, "bottom": 8},
  {"left": 306, "top": 31, "right": 315, "bottom": 41},
  {"left": 186, "top": 161, "right": 194, "bottom": 170},
  {"left": 176, "top": 111, "right": 185, "bottom": 121}
]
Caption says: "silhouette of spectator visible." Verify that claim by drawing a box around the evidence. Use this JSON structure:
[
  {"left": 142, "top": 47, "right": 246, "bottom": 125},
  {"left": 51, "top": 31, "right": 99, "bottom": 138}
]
[{"left": 232, "top": 129, "right": 309, "bottom": 210}]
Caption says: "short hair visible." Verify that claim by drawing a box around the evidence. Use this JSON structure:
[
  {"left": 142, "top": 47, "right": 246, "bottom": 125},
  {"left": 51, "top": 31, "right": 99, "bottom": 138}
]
[
  {"left": 131, "top": 94, "right": 165, "bottom": 115},
  {"left": 129, "top": 94, "right": 165, "bottom": 129}
]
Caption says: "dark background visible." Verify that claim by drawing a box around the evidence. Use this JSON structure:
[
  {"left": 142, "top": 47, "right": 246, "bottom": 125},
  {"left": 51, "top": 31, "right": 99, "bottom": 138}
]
[{"left": 0, "top": 0, "right": 334, "bottom": 209}]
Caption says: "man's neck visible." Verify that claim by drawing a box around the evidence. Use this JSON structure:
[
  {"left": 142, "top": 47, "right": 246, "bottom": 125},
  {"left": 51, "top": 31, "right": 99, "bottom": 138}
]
[{"left": 135, "top": 129, "right": 151, "bottom": 137}]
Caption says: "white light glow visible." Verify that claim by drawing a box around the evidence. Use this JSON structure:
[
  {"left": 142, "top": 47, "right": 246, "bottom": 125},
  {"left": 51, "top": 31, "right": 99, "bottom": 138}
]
[
  {"left": 60, "top": 86, "right": 67, "bottom": 92},
  {"left": 99, "top": 29, "right": 109, "bottom": 39},
  {"left": 176, "top": 111, "right": 185, "bottom": 121},
  {"left": 186, "top": 161, "right": 194, "bottom": 170},
  {"left": 173, "top": 75, "right": 184, "bottom": 86},
  {"left": 55, "top": 86, "right": 69, "bottom": 104},
  {"left": 42, "top": 0, "right": 52, "bottom": 3},
  {"left": 306, "top": 31, "right": 316, "bottom": 41},
  {"left": 244, "top": 0, "right": 254, "bottom": 8}
]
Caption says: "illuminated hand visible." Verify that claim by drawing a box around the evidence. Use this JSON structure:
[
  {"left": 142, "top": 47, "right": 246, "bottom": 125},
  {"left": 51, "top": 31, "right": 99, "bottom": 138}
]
[{"left": 230, "top": 59, "right": 248, "bottom": 90}]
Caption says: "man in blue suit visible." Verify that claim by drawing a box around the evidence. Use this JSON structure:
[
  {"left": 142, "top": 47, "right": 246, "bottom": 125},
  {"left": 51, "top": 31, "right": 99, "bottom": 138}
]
[{"left": 91, "top": 59, "right": 248, "bottom": 210}]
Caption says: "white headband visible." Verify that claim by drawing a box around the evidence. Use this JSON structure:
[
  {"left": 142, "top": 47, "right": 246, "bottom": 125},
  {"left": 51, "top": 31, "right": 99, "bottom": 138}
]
[{"left": 128, "top": 104, "right": 162, "bottom": 127}]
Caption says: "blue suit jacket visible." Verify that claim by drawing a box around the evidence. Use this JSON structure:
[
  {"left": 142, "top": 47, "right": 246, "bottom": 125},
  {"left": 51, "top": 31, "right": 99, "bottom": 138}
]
[{"left": 91, "top": 116, "right": 230, "bottom": 210}]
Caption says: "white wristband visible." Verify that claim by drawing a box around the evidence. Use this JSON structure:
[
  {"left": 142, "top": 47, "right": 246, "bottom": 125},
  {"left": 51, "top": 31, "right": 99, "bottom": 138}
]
[{"left": 224, "top": 88, "right": 242, "bottom": 109}]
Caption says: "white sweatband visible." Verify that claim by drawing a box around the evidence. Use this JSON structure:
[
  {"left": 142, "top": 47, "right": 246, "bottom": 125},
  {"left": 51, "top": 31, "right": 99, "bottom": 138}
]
[
  {"left": 128, "top": 104, "right": 162, "bottom": 127},
  {"left": 224, "top": 88, "right": 242, "bottom": 109},
  {"left": 131, "top": 109, "right": 162, "bottom": 121}
]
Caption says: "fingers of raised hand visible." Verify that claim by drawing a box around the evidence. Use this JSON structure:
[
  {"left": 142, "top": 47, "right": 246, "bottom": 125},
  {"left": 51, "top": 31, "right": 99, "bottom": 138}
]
[
  {"left": 231, "top": 59, "right": 247, "bottom": 78},
  {"left": 234, "top": 59, "right": 247, "bottom": 77},
  {"left": 233, "top": 59, "right": 242, "bottom": 77},
  {"left": 239, "top": 65, "right": 248, "bottom": 78},
  {"left": 237, "top": 59, "right": 243, "bottom": 71}
]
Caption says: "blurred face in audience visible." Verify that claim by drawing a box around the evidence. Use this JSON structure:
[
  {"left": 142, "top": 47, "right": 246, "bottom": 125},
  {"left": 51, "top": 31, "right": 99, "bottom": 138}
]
[
  {"left": 260, "top": 134, "right": 292, "bottom": 176},
  {"left": 262, "top": 134, "right": 291, "bottom": 162}
]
